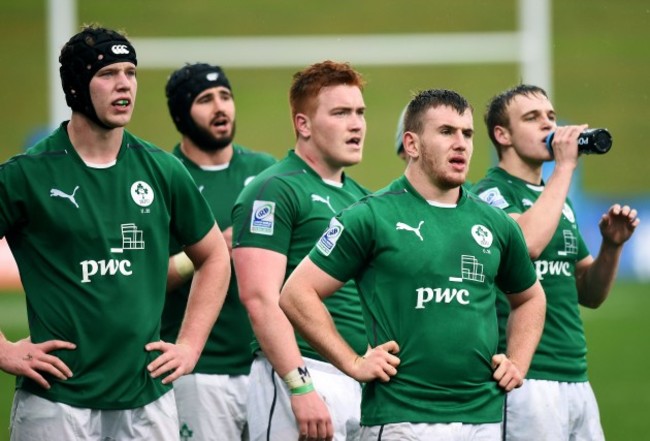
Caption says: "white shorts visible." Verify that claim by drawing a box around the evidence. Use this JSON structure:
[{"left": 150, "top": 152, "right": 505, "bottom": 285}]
[
  {"left": 174, "top": 372, "right": 250, "bottom": 441},
  {"left": 360, "top": 422, "right": 501, "bottom": 441},
  {"left": 504, "top": 379, "right": 605, "bottom": 441},
  {"left": 10, "top": 389, "right": 178, "bottom": 441},
  {"left": 247, "top": 354, "right": 362, "bottom": 441}
]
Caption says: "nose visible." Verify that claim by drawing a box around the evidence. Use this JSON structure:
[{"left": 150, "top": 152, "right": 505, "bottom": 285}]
[
  {"left": 115, "top": 71, "right": 133, "bottom": 90},
  {"left": 349, "top": 112, "right": 365, "bottom": 132},
  {"left": 541, "top": 115, "right": 556, "bottom": 130},
  {"left": 453, "top": 131, "right": 468, "bottom": 149}
]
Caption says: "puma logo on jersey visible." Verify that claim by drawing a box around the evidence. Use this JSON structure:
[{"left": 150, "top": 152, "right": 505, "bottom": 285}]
[
  {"left": 396, "top": 221, "right": 424, "bottom": 241},
  {"left": 311, "top": 194, "right": 336, "bottom": 213},
  {"left": 50, "top": 186, "right": 80, "bottom": 208}
]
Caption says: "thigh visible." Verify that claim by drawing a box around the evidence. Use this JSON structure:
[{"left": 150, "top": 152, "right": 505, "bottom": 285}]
[
  {"left": 174, "top": 373, "right": 250, "bottom": 441},
  {"left": 306, "top": 358, "right": 362, "bottom": 441},
  {"left": 109, "top": 390, "right": 179, "bottom": 441},
  {"left": 247, "top": 356, "right": 298, "bottom": 441},
  {"left": 361, "top": 422, "right": 500, "bottom": 441},
  {"left": 10, "top": 390, "right": 92, "bottom": 441},
  {"left": 566, "top": 382, "right": 604, "bottom": 441},
  {"left": 505, "top": 379, "right": 567, "bottom": 441}
]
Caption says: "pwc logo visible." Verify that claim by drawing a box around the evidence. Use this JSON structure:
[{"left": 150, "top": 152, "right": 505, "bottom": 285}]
[
  {"left": 80, "top": 224, "right": 144, "bottom": 283},
  {"left": 111, "top": 44, "right": 130, "bottom": 55}
]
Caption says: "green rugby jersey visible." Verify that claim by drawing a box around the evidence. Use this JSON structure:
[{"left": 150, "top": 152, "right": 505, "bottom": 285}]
[
  {"left": 232, "top": 149, "right": 369, "bottom": 360},
  {"left": 161, "top": 144, "right": 275, "bottom": 375},
  {"left": 309, "top": 175, "right": 537, "bottom": 425},
  {"left": 473, "top": 167, "right": 590, "bottom": 382},
  {"left": 0, "top": 123, "right": 215, "bottom": 409}
]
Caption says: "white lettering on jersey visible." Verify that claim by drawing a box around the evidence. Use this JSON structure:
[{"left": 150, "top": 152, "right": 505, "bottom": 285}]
[
  {"left": 316, "top": 218, "right": 344, "bottom": 256},
  {"left": 535, "top": 260, "right": 572, "bottom": 280},
  {"left": 250, "top": 200, "right": 275, "bottom": 235},
  {"left": 80, "top": 259, "right": 133, "bottom": 283},
  {"left": 80, "top": 224, "right": 143, "bottom": 283},
  {"left": 50, "top": 186, "right": 80, "bottom": 208},
  {"left": 395, "top": 221, "right": 424, "bottom": 241},
  {"left": 415, "top": 287, "right": 470, "bottom": 308},
  {"left": 478, "top": 187, "right": 509, "bottom": 209}
]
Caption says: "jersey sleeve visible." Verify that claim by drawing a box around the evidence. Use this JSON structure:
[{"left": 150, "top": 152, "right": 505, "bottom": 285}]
[
  {"left": 308, "top": 201, "right": 374, "bottom": 283},
  {"left": 231, "top": 175, "right": 299, "bottom": 256},
  {"left": 495, "top": 214, "right": 539, "bottom": 294},
  {"left": 0, "top": 157, "right": 26, "bottom": 238},
  {"left": 473, "top": 180, "right": 522, "bottom": 215},
  {"left": 168, "top": 158, "right": 215, "bottom": 247}
]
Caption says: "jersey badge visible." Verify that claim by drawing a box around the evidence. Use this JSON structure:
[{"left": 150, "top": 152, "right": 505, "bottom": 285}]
[
  {"left": 471, "top": 224, "right": 493, "bottom": 248},
  {"left": 130, "top": 181, "right": 155, "bottom": 207},
  {"left": 250, "top": 200, "right": 275, "bottom": 235},
  {"left": 50, "top": 185, "right": 80, "bottom": 208},
  {"left": 395, "top": 220, "right": 424, "bottom": 241},
  {"left": 478, "top": 187, "right": 509, "bottom": 209},
  {"left": 316, "top": 217, "right": 344, "bottom": 256}
]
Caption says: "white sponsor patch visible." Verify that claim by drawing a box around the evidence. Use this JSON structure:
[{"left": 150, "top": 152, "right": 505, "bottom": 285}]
[
  {"left": 250, "top": 200, "right": 275, "bottom": 235},
  {"left": 316, "top": 218, "right": 344, "bottom": 256},
  {"left": 478, "top": 187, "right": 509, "bottom": 209}
]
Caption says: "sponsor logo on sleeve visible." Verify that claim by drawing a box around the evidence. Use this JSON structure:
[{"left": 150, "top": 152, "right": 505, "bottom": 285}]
[
  {"left": 316, "top": 218, "right": 344, "bottom": 256},
  {"left": 250, "top": 200, "right": 275, "bottom": 235},
  {"left": 478, "top": 187, "right": 509, "bottom": 209}
]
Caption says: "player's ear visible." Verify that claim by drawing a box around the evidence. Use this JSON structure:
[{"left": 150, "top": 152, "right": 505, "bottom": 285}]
[
  {"left": 493, "top": 125, "right": 511, "bottom": 147},
  {"left": 403, "top": 131, "right": 420, "bottom": 159},
  {"left": 294, "top": 113, "right": 311, "bottom": 138}
]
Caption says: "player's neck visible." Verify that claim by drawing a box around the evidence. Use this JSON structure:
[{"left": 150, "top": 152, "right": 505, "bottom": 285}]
[
  {"left": 498, "top": 155, "right": 543, "bottom": 185},
  {"left": 180, "top": 139, "right": 234, "bottom": 166},
  {"left": 294, "top": 143, "right": 344, "bottom": 183},
  {"left": 404, "top": 165, "right": 461, "bottom": 205},
  {"left": 67, "top": 113, "right": 124, "bottom": 165}
]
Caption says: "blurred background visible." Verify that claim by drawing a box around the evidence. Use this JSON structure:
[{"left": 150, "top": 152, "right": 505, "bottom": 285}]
[{"left": 0, "top": 1, "right": 648, "bottom": 439}]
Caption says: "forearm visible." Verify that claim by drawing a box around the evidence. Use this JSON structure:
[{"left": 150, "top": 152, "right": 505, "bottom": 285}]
[
  {"left": 577, "top": 244, "right": 623, "bottom": 308},
  {"left": 176, "top": 251, "right": 230, "bottom": 357},
  {"left": 516, "top": 165, "right": 574, "bottom": 257},
  {"left": 280, "top": 289, "right": 358, "bottom": 376},
  {"left": 505, "top": 291, "right": 546, "bottom": 376},
  {"left": 247, "top": 295, "right": 308, "bottom": 376}
]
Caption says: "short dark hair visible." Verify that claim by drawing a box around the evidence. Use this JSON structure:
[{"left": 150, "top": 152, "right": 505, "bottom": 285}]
[
  {"left": 404, "top": 89, "right": 472, "bottom": 136},
  {"left": 484, "top": 84, "right": 548, "bottom": 157}
]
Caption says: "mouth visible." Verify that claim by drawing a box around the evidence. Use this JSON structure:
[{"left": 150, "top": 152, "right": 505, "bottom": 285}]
[
  {"left": 346, "top": 136, "right": 362, "bottom": 148},
  {"left": 113, "top": 98, "right": 131, "bottom": 108},
  {"left": 449, "top": 156, "right": 467, "bottom": 170},
  {"left": 211, "top": 116, "right": 230, "bottom": 130}
]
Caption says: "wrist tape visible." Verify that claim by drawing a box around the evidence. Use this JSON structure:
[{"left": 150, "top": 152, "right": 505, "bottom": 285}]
[
  {"left": 172, "top": 252, "right": 195, "bottom": 279},
  {"left": 282, "top": 366, "right": 315, "bottom": 395}
]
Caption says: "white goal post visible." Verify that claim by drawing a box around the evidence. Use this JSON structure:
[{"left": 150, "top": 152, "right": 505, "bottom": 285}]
[{"left": 47, "top": 0, "right": 551, "bottom": 129}]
